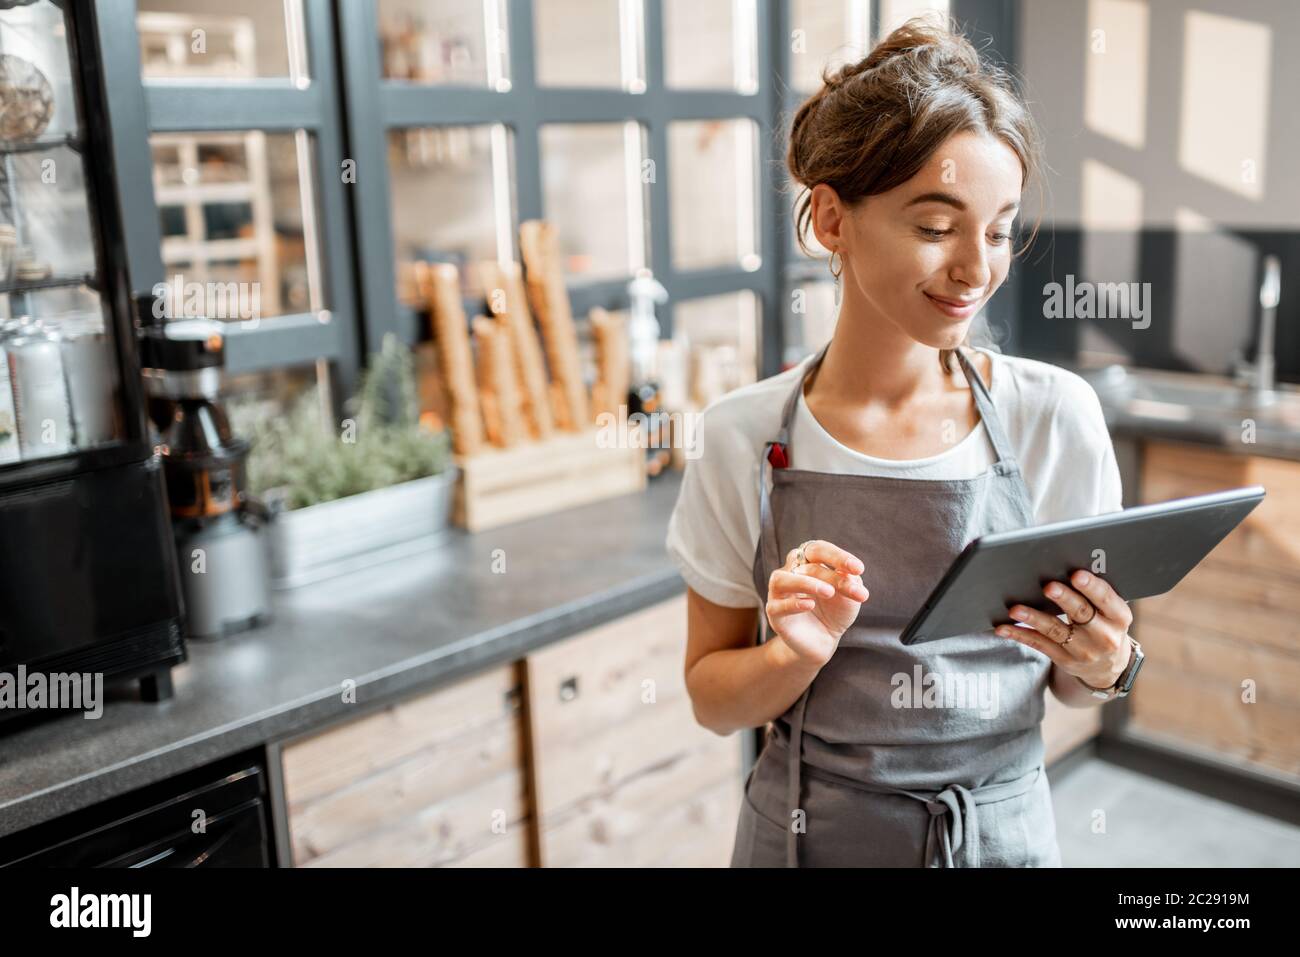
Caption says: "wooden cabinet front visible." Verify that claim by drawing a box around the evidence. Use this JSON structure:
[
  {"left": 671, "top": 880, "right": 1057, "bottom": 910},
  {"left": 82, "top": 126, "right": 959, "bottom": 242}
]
[
  {"left": 1133, "top": 442, "right": 1300, "bottom": 776},
  {"left": 524, "top": 594, "right": 743, "bottom": 866},
  {"left": 281, "top": 663, "right": 532, "bottom": 867},
  {"left": 278, "top": 593, "right": 743, "bottom": 867}
]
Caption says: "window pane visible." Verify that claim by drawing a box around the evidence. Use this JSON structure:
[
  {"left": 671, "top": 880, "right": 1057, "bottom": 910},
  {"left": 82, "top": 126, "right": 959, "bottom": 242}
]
[
  {"left": 791, "top": 220, "right": 829, "bottom": 257},
  {"left": 540, "top": 123, "right": 646, "bottom": 280},
  {"left": 227, "top": 362, "right": 328, "bottom": 424},
  {"left": 675, "top": 290, "right": 760, "bottom": 390},
  {"left": 534, "top": 0, "right": 644, "bottom": 90},
  {"left": 151, "top": 130, "right": 324, "bottom": 322},
  {"left": 136, "top": 0, "right": 308, "bottom": 81},
  {"left": 389, "top": 125, "right": 516, "bottom": 301},
  {"left": 669, "top": 119, "right": 759, "bottom": 271},
  {"left": 227, "top": 362, "right": 334, "bottom": 483},
  {"left": 663, "top": 0, "right": 757, "bottom": 92},
  {"left": 789, "top": 162, "right": 829, "bottom": 258},
  {"left": 878, "top": 0, "right": 948, "bottom": 37},
  {"left": 376, "top": 0, "right": 510, "bottom": 89},
  {"left": 789, "top": 280, "right": 838, "bottom": 358},
  {"left": 789, "top": 0, "right": 872, "bottom": 92}
]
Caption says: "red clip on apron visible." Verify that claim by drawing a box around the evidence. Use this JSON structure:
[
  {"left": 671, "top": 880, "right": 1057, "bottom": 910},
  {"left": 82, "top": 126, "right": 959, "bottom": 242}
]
[{"left": 732, "top": 342, "right": 1062, "bottom": 867}]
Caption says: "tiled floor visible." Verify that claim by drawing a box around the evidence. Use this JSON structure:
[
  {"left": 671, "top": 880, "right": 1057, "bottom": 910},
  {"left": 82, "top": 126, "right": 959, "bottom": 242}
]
[{"left": 1050, "top": 759, "right": 1300, "bottom": 867}]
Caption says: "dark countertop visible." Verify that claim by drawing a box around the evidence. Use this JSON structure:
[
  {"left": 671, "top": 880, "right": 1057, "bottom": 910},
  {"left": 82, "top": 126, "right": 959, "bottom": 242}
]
[
  {"left": 0, "top": 471, "right": 686, "bottom": 839},
  {"left": 1060, "top": 360, "right": 1300, "bottom": 462},
  {"left": 1102, "top": 410, "right": 1300, "bottom": 463}
]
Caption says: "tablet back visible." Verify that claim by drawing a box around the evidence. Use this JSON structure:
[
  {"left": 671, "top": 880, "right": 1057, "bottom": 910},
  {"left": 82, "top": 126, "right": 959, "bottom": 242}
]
[{"left": 899, "top": 485, "right": 1266, "bottom": 645}]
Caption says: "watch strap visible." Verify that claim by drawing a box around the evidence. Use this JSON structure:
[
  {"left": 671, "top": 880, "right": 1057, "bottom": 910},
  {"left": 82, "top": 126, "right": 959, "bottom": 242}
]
[{"left": 1076, "top": 636, "right": 1140, "bottom": 700}]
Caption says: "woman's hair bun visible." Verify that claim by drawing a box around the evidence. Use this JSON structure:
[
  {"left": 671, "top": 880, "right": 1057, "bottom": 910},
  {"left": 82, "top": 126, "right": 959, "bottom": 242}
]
[
  {"left": 786, "top": 11, "right": 1044, "bottom": 271},
  {"left": 823, "top": 15, "right": 982, "bottom": 91}
]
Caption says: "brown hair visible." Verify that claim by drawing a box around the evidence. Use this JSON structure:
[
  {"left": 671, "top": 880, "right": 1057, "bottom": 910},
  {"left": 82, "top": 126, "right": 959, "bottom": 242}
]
[{"left": 787, "top": 14, "right": 1045, "bottom": 373}]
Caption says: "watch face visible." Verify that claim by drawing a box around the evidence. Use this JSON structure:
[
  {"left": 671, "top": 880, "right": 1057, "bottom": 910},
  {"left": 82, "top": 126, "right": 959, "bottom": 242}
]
[{"left": 1119, "top": 648, "right": 1145, "bottom": 692}]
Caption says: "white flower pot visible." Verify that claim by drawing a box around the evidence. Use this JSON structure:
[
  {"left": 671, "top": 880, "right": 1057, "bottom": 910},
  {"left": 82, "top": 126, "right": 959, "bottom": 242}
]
[{"left": 265, "top": 468, "right": 458, "bottom": 589}]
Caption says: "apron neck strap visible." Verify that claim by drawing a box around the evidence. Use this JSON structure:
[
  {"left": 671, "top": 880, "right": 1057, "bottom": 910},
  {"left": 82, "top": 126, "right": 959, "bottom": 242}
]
[
  {"left": 773, "top": 339, "right": 831, "bottom": 448},
  {"left": 773, "top": 341, "right": 1019, "bottom": 467},
  {"left": 952, "top": 346, "right": 1018, "bottom": 466}
]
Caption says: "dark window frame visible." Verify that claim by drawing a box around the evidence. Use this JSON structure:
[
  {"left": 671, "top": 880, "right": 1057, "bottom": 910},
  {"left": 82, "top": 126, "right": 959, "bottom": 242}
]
[
  {"left": 338, "top": 0, "right": 786, "bottom": 379},
  {"left": 95, "top": 0, "right": 363, "bottom": 397},
  {"left": 92, "top": 1, "right": 1017, "bottom": 399}
]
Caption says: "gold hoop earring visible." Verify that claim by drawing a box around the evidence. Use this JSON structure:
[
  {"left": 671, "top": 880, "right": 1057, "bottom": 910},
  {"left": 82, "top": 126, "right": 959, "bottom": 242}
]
[{"left": 828, "top": 250, "right": 843, "bottom": 280}]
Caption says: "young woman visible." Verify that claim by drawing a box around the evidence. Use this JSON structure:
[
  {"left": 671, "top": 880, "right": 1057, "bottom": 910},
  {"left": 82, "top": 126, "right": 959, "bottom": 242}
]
[{"left": 666, "top": 18, "right": 1139, "bottom": 867}]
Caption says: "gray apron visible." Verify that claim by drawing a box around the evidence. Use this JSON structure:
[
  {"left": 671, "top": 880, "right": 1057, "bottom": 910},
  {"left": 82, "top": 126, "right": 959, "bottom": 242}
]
[{"left": 731, "top": 342, "right": 1062, "bottom": 868}]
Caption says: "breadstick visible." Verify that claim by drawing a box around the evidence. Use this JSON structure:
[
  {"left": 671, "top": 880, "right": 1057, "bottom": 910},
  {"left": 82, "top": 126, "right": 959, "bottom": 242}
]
[
  {"left": 519, "top": 220, "right": 588, "bottom": 431},
  {"left": 472, "top": 314, "right": 525, "bottom": 448},
  {"left": 413, "top": 340, "right": 450, "bottom": 427},
  {"left": 479, "top": 260, "right": 553, "bottom": 441},
  {"left": 426, "top": 263, "right": 484, "bottom": 456},
  {"left": 589, "top": 307, "right": 629, "bottom": 424}
]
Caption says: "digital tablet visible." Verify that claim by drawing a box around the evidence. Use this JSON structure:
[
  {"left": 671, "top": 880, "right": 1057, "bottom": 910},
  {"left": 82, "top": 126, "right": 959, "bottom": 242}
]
[{"left": 898, "top": 485, "right": 1266, "bottom": 645}]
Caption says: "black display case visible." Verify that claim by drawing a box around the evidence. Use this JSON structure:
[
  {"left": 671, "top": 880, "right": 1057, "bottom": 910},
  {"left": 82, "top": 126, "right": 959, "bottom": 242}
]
[{"left": 0, "top": 0, "right": 185, "bottom": 718}]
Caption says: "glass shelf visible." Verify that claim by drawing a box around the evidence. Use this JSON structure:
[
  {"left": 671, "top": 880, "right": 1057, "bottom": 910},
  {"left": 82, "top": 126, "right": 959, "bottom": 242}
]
[
  {"left": 0, "top": 271, "right": 96, "bottom": 295},
  {"left": 0, "top": 132, "right": 80, "bottom": 155}
]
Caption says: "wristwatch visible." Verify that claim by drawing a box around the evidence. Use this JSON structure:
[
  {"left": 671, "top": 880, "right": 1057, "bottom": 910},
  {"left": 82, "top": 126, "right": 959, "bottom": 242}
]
[{"left": 1077, "top": 636, "right": 1144, "bottom": 701}]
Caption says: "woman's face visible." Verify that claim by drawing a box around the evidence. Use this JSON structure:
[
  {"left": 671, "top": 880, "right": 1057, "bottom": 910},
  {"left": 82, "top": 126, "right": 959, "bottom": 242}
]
[{"left": 811, "top": 130, "right": 1024, "bottom": 351}]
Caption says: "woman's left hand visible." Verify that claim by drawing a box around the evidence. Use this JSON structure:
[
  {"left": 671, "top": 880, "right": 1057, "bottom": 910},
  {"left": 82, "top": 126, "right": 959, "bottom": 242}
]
[{"left": 994, "top": 569, "right": 1133, "bottom": 691}]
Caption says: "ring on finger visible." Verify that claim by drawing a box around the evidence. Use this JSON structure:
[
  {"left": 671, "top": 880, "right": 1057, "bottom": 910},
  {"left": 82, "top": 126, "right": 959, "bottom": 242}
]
[
  {"left": 1069, "top": 601, "right": 1097, "bottom": 626},
  {"left": 794, "top": 540, "right": 816, "bottom": 567}
]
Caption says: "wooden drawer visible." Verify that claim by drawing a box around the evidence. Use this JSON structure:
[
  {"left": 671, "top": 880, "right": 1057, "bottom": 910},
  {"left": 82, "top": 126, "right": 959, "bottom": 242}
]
[
  {"left": 281, "top": 663, "right": 531, "bottom": 867},
  {"left": 526, "top": 593, "right": 694, "bottom": 817},
  {"left": 525, "top": 593, "right": 743, "bottom": 865},
  {"left": 539, "top": 738, "right": 744, "bottom": 867}
]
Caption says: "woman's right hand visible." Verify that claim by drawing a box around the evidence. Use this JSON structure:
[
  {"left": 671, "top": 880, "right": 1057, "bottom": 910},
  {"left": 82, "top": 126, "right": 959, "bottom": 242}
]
[{"left": 766, "top": 539, "right": 870, "bottom": 666}]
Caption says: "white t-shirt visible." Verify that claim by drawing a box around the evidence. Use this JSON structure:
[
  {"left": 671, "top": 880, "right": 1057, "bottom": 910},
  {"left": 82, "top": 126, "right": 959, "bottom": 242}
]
[{"left": 665, "top": 346, "right": 1124, "bottom": 609}]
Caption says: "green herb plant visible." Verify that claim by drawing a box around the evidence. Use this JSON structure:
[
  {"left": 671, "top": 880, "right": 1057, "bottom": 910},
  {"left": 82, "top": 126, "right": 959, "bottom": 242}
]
[{"left": 234, "top": 333, "right": 452, "bottom": 511}]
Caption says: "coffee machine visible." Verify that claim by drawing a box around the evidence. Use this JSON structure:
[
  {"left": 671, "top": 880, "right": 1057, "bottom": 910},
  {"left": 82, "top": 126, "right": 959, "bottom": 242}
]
[{"left": 139, "top": 307, "right": 271, "bottom": 639}]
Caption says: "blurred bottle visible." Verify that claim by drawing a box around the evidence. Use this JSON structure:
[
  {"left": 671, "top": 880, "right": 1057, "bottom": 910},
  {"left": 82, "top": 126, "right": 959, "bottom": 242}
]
[{"left": 626, "top": 269, "right": 672, "bottom": 478}]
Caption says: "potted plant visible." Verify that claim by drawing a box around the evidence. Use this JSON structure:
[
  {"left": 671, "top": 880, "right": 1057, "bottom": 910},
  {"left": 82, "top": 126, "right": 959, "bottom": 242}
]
[{"left": 233, "top": 334, "right": 458, "bottom": 588}]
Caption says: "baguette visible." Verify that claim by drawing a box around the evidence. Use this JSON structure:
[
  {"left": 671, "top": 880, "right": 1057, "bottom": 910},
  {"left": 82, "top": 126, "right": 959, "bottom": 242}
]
[
  {"left": 519, "top": 220, "right": 589, "bottom": 431},
  {"left": 472, "top": 314, "right": 526, "bottom": 447},
  {"left": 479, "top": 259, "right": 553, "bottom": 441},
  {"left": 426, "top": 263, "right": 484, "bottom": 457},
  {"left": 588, "top": 307, "right": 630, "bottom": 424}
]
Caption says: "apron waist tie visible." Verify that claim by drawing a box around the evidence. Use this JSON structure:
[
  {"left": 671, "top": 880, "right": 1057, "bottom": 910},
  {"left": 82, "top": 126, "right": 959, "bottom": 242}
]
[
  {"left": 785, "top": 686, "right": 811, "bottom": 868},
  {"left": 781, "top": 701, "right": 1042, "bottom": 868},
  {"left": 892, "top": 770, "right": 1042, "bottom": 868}
]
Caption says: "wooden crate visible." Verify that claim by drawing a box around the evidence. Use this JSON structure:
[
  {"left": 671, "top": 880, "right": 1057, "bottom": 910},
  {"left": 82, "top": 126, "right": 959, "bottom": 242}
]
[{"left": 452, "top": 423, "right": 646, "bottom": 533}]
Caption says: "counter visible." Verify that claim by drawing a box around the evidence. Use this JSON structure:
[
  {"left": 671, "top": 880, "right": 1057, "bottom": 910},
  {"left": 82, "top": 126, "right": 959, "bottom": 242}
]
[
  {"left": 1061, "top": 360, "right": 1300, "bottom": 463},
  {"left": 0, "top": 471, "right": 687, "bottom": 839}
]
